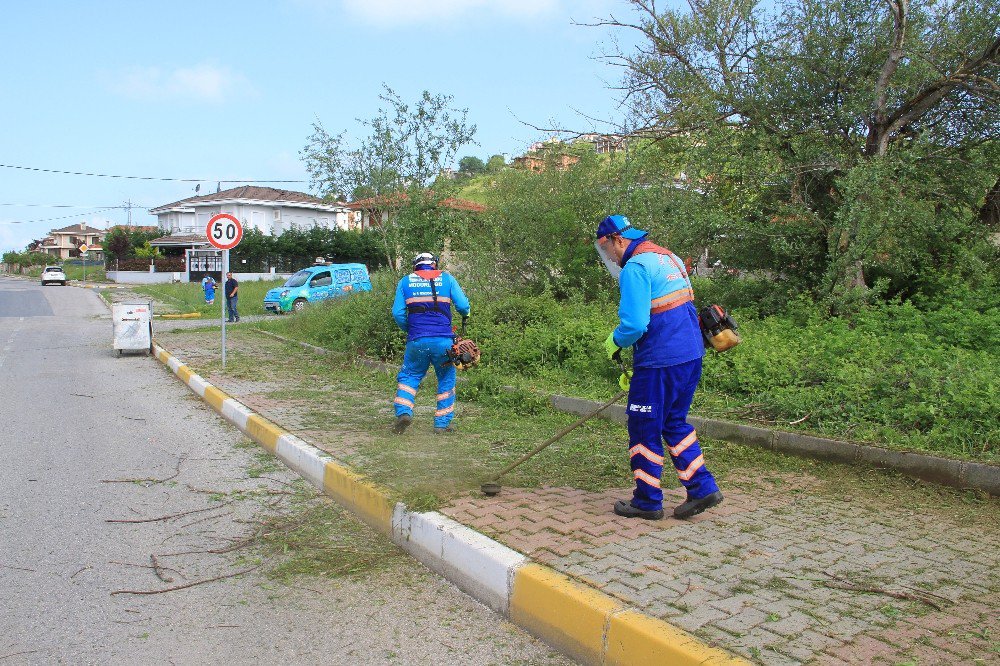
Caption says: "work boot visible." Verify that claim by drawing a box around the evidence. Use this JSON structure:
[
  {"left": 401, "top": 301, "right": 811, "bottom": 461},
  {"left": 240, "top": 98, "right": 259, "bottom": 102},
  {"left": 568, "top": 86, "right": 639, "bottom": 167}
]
[
  {"left": 434, "top": 425, "right": 456, "bottom": 435},
  {"left": 613, "top": 499, "right": 664, "bottom": 521},
  {"left": 673, "top": 491, "right": 724, "bottom": 520},
  {"left": 393, "top": 414, "right": 412, "bottom": 434}
]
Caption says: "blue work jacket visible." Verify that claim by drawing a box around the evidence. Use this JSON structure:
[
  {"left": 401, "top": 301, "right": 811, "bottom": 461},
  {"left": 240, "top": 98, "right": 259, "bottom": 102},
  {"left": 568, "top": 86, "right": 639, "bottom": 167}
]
[
  {"left": 392, "top": 270, "right": 471, "bottom": 342},
  {"left": 612, "top": 239, "right": 704, "bottom": 368}
]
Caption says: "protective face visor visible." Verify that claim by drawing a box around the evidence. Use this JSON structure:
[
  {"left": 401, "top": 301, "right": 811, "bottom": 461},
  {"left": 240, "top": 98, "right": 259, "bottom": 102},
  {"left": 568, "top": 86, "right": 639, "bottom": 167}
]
[{"left": 595, "top": 236, "right": 622, "bottom": 281}]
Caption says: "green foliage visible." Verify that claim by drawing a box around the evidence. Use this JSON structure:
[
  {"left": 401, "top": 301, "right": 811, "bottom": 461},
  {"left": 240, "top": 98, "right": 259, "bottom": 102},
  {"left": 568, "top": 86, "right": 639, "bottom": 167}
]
[
  {"left": 133, "top": 241, "right": 162, "bottom": 259},
  {"left": 458, "top": 155, "right": 486, "bottom": 176},
  {"left": 486, "top": 154, "right": 506, "bottom": 172},
  {"left": 608, "top": 0, "right": 1000, "bottom": 297},
  {"left": 2, "top": 250, "right": 52, "bottom": 270},
  {"left": 301, "top": 84, "right": 477, "bottom": 267},
  {"left": 262, "top": 269, "right": 1000, "bottom": 461},
  {"left": 232, "top": 227, "right": 386, "bottom": 269}
]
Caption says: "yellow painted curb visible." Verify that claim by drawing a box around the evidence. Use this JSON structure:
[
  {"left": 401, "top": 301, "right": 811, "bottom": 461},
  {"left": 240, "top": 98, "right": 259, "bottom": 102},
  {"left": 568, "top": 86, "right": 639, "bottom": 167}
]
[
  {"left": 157, "top": 312, "right": 202, "bottom": 319},
  {"left": 245, "top": 415, "right": 281, "bottom": 453},
  {"left": 510, "top": 563, "right": 622, "bottom": 665},
  {"left": 323, "top": 461, "right": 393, "bottom": 535},
  {"left": 606, "top": 609, "right": 748, "bottom": 665},
  {"left": 202, "top": 385, "right": 227, "bottom": 411},
  {"left": 176, "top": 365, "right": 193, "bottom": 384}
]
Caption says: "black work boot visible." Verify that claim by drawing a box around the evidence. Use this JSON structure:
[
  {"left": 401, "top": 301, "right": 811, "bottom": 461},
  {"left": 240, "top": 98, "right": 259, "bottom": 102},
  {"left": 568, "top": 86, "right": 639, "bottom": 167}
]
[
  {"left": 433, "top": 425, "right": 456, "bottom": 435},
  {"left": 613, "top": 499, "right": 664, "bottom": 521},
  {"left": 673, "top": 491, "right": 724, "bottom": 519},
  {"left": 393, "top": 414, "right": 412, "bottom": 434}
]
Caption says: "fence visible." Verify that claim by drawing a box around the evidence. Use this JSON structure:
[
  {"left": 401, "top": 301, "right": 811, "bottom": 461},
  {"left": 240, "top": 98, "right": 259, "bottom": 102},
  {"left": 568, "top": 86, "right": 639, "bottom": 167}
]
[{"left": 109, "top": 258, "right": 186, "bottom": 272}]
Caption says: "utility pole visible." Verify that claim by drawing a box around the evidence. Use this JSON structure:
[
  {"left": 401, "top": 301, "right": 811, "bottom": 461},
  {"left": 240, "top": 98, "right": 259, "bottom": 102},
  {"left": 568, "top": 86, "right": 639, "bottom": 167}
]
[{"left": 124, "top": 199, "right": 133, "bottom": 227}]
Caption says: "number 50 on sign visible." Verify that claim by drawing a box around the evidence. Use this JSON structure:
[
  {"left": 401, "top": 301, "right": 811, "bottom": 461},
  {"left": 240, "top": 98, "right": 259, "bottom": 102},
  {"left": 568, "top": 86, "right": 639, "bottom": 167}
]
[{"left": 206, "top": 213, "right": 243, "bottom": 250}]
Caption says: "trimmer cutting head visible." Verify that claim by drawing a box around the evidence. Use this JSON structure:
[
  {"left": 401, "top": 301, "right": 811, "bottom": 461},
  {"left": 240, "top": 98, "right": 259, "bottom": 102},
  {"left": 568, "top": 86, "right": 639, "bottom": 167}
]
[{"left": 480, "top": 482, "right": 502, "bottom": 497}]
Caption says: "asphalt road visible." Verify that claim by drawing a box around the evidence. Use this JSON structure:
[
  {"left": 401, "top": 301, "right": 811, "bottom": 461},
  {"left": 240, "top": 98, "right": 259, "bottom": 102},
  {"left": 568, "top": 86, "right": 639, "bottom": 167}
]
[{"left": 0, "top": 277, "right": 570, "bottom": 665}]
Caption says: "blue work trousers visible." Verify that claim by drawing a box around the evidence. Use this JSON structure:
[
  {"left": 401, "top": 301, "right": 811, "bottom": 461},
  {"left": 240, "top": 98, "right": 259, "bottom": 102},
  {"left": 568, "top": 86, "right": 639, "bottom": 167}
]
[
  {"left": 393, "top": 336, "right": 457, "bottom": 429},
  {"left": 626, "top": 358, "right": 720, "bottom": 511},
  {"left": 226, "top": 296, "right": 239, "bottom": 322}
]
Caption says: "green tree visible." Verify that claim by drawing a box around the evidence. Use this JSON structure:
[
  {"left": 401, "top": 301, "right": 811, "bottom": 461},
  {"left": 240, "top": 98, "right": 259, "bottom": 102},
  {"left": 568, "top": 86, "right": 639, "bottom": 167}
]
[
  {"left": 301, "top": 85, "right": 477, "bottom": 268},
  {"left": 486, "top": 154, "right": 507, "bottom": 172},
  {"left": 458, "top": 155, "right": 486, "bottom": 177},
  {"left": 603, "top": 0, "right": 1000, "bottom": 298}
]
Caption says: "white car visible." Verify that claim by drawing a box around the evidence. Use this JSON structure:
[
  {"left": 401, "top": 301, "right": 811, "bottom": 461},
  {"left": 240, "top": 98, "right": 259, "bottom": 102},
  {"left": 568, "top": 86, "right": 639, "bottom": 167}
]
[{"left": 41, "top": 266, "right": 67, "bottom": 286}]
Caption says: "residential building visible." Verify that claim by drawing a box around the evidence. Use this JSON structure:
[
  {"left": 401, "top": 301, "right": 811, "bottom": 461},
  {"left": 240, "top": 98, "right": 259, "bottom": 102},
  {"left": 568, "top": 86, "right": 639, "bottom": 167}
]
[
  {"left": 38, "top": 223, "right": 107, "bottom": 260},
  {"left": 148, "top": 186, "right": 352, "bottom": 241}
]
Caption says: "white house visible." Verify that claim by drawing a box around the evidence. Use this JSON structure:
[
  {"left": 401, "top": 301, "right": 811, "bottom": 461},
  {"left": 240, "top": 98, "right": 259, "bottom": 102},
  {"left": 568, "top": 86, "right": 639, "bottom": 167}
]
[
  {"left": 148, "top": 185, "right": 352, "bottom": 238},
  {"left": 137, "top": 186, "right": 352, "bottom": 283}
]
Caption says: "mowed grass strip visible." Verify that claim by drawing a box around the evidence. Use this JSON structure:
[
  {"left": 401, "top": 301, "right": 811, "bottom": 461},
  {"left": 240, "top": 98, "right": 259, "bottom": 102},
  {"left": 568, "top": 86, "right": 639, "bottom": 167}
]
[
  {"left": 155, "top": 327, "right": 1000, "bottom": 528},
  {"left": 135, "top": 279, "right": 284, "bottom": 316}
]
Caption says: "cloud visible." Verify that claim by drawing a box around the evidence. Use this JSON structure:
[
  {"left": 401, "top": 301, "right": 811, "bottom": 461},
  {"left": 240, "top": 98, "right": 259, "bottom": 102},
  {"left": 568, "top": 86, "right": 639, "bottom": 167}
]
[
  {"left": 340, "top": 0, "right": 560, "bottom": 24},
  {"left": 105, "top": 62, "right": 253, "bottom": 103}
]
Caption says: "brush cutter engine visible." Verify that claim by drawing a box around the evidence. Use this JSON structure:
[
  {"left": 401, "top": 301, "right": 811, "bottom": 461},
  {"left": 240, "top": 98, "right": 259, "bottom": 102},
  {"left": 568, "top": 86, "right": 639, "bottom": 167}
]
[
  {"left": 446, "top": 337, "right": 480, "bottom": 370},
  {"left": 698, "top": 304, "right": 741, "bottom": 352}
]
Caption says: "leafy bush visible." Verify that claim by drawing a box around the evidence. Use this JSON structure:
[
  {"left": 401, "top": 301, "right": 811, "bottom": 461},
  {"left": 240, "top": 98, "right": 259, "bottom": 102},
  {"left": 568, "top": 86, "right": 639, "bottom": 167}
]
[{"left": 262, "top": 269, "right": 999, "bottom": 461}]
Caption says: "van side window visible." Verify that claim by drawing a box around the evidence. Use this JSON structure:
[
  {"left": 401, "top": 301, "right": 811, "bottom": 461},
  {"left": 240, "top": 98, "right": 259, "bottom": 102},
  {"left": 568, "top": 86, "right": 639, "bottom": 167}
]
[
  {"left": 335, "top": 269, "right": 351, "bottom": 284},
  {"left": 310, "top": 271, "right": 332, "bottom": 287}
]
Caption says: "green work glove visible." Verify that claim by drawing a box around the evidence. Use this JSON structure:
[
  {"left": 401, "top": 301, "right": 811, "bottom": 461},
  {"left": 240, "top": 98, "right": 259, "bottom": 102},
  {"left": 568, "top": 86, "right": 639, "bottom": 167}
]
[
  {"left": 619, "top": 370, "right": 632, "bottom": 392},
  {"left": 604, "top": 331, "right": 622, "bottom": 361}
]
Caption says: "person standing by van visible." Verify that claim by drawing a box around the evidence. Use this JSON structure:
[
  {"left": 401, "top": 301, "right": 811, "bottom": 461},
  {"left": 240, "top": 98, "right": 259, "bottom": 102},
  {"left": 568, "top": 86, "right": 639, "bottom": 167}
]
[{"left": 224, "top": 272, "right": 240, "bottom": 323}]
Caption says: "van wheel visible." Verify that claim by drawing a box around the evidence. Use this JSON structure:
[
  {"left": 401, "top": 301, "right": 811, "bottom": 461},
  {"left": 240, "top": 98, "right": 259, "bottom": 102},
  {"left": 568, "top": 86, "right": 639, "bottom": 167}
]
[{"left": 293, "top": 298, "right": 307, "bottom": 312}]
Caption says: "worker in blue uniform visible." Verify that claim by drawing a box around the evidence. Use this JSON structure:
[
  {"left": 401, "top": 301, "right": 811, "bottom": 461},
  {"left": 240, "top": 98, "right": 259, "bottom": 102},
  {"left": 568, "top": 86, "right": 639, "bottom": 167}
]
[
  {"left": 391, "top": 252, "right": 471, "bottom": 434},
  {"left": 596, "top": 215, "right": 724, "bottom": 520}
]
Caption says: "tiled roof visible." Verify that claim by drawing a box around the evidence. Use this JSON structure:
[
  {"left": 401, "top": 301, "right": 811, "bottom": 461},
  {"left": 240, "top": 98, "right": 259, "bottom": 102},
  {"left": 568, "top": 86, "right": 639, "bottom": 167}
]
[
  {"left": 50, "top": 223, "right": 107, "bottom": 234},
  {"left": 151, "top": 186, "right": 341, "bottom": 211},
  {"left": 149, "top": 234, "right": 211, "bottom": 246}
]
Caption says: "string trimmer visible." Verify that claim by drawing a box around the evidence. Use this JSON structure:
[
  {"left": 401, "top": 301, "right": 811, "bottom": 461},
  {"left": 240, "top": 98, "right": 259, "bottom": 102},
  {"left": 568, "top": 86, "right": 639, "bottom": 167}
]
[{"left": 480, "top": 389, "right": 628, "bottom": 497}]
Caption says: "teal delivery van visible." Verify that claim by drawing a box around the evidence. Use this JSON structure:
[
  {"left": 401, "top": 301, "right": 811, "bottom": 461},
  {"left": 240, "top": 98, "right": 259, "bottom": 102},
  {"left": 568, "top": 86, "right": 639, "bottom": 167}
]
[{"left": 264, "top": 263, "right": 372, "bottom": 313}]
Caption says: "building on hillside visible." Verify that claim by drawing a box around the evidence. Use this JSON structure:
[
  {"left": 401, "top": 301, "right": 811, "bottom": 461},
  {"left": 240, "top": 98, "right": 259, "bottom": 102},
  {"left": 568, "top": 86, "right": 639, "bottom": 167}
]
[
  {"left": 513, "top": 134, "right": 630, "bottom": 172},
  {"left": 346, "top": 193, "right": 487, "bottom": 231},
  {"left": 38, "top": 223, "right": 107, "bottom": 261}
]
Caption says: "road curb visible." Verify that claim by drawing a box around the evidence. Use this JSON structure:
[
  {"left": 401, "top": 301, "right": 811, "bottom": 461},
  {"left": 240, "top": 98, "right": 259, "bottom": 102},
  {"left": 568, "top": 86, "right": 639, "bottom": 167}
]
[
  {"left": 550, "top": 395, "right": 1000, "bottom": 496},
  {"left": 151, "top": 342, "right": 746, "bottom": 666}
]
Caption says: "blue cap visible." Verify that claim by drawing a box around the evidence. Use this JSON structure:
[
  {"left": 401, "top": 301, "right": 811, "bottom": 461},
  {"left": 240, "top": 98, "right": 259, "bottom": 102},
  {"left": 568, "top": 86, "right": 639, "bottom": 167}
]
[{"left": 596, "top": 214, "right": 647, "bottom": 240}]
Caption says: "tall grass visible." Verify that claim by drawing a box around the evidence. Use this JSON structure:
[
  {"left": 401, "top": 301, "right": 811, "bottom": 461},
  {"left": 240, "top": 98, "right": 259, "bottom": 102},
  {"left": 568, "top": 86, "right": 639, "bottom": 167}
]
[{"left": 254, "top": 271, "right": 999, "bottom": 461}]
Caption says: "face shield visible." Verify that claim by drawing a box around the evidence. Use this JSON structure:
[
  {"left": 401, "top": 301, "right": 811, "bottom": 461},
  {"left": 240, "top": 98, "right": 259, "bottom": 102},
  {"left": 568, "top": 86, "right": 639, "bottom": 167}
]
[{"left": 595, "top": 237, "right": 621, "bottom": 281}]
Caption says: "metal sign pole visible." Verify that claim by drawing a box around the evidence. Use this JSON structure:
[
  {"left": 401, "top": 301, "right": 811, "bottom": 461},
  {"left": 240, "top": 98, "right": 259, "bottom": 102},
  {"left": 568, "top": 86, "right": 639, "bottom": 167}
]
[{"left": 221, "top": 249, "right": 228, "bottom": 369}]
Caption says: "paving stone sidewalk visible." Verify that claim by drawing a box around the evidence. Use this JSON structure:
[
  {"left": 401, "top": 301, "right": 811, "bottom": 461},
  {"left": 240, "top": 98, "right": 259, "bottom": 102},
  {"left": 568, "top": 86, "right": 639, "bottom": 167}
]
[{"left": 158, "top": 333, "right": 1000, "bottom": 666}]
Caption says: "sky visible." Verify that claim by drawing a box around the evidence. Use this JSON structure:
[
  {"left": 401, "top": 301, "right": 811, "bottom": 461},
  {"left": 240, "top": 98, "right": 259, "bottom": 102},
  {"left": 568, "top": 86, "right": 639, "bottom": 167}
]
[{"left": 0, "top": 0, "right": 646, "bottom": 253}]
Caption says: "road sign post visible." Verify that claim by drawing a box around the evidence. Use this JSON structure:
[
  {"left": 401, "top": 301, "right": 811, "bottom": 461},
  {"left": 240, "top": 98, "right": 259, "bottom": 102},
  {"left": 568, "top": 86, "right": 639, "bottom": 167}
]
[
  {"left": 78, "top": 244, "right": 89, "bottom": 285},
  {"left": 205, "top": 214, "right": 243, "bottom": 369}
]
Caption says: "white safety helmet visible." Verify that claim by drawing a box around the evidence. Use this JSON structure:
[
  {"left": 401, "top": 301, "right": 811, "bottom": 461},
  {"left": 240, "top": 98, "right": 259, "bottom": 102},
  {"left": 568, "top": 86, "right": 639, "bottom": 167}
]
[{"left": 412, "top": 252, "right": 438, "bottom": 269}]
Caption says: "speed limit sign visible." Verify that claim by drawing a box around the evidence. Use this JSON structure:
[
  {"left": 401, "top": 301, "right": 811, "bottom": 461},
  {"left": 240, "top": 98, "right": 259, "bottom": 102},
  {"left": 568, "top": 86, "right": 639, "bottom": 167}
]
[{"left": 206, "top": 213, "right": 243, "bottom": 250}]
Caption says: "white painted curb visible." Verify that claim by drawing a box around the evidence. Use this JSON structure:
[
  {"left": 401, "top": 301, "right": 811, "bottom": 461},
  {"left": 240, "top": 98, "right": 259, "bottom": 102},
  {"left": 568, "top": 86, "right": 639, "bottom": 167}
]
[{"left": 392, "top": 506, "right": 527, "bottom": 615}]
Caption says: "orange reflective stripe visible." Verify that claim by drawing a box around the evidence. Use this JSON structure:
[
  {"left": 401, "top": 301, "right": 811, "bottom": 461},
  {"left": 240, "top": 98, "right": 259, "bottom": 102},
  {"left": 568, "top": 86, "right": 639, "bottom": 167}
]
[
  {"left": 397, "top": 383, "right": 417, "bottom": 396},
  {"left": 633, "top": 468, "right": 661, "bottom": 488},
  {"left": 436, "top": 390, "right": 453, "bottom": 401},
  {"left": 650, "top": 288, "right": 693, "bottom": 314},
  {"left": 668, "top": 431, "right": 698, "bottom": 457},
  {"left": 405, "top": 296, "right": 452, "bottom": 304},
  {"left": 393, "top": 397, "right": 414, "bottom": 408},
  {"left": 435, "top": 405, "right": 454, "bottom": 417},
  {"left": 628, "top": 444, "right": 665, "bottom": 466},
  {"left": 676, "top": 454, "right": 705, "bottom": 481}
]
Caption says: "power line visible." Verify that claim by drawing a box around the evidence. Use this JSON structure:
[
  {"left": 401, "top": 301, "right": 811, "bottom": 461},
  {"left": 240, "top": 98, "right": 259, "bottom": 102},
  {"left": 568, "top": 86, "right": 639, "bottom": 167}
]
[
  {"left": 0, "top": 203, "right": 118, "bottom": 208},
  {"left": 0, "top": 163, "right": 306, "bottom": 183},
  {"left": 0, "top": 207, "right": 120, "bottom": 225}
]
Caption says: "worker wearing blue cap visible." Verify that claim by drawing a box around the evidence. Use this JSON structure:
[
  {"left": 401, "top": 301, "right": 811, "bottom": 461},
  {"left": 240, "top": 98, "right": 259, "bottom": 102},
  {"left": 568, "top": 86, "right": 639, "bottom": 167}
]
[{"left": 596, "top": 214, "right": 723, "bottom": 520}]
